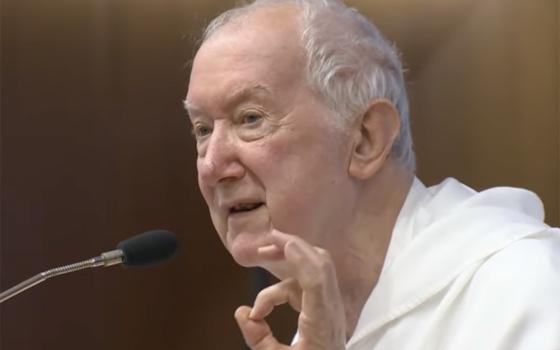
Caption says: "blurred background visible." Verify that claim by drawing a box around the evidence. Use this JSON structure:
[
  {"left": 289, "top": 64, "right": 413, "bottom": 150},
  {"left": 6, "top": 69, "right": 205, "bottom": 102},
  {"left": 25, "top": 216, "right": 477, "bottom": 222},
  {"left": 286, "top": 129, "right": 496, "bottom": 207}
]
[{"left": 1, "top": 0, "right": 558, "bottom": 349}]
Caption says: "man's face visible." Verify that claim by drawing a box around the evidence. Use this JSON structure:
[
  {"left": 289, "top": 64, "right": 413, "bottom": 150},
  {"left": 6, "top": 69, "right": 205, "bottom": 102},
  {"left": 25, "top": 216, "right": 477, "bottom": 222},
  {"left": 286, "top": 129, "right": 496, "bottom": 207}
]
[{"left": 186, "top": 6, "right": 356, "bottom": 273}]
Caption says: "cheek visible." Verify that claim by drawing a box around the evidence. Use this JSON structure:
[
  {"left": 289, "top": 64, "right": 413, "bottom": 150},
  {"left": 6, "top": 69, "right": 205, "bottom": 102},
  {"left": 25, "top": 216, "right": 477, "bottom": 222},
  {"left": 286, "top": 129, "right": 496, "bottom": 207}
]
[
  {"left": 196, "top": 160, "right": 226, "bottom": 235},
  {"left": 199, "top": 184, "right": 228, "bottom": 246},
  {"left": 257, "top": 150, "right": 346, "bottom": 237},
  {"left": 196, "top": 159, "right": 212, "bottom": 202}
]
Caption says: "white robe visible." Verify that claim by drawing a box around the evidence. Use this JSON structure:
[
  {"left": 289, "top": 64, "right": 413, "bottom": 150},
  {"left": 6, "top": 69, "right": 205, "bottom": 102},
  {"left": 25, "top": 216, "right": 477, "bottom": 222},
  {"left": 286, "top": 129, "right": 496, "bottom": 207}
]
[{"left": 346, "top": 178, "right": 560, "bottom": 349}]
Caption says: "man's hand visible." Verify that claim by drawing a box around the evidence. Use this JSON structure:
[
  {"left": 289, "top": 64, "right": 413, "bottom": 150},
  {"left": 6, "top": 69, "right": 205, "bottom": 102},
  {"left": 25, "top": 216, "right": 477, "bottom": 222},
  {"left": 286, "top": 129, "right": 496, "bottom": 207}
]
[{"left": 234, "top": 233, "right": 346, "bottom": 350}]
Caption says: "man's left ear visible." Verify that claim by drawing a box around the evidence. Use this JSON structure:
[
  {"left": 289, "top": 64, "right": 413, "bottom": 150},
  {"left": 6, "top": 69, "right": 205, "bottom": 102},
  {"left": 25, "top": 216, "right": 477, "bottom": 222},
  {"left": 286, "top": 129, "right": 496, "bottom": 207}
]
[{"left": 348, "top": 99, "right": 401, "bottom": 180}]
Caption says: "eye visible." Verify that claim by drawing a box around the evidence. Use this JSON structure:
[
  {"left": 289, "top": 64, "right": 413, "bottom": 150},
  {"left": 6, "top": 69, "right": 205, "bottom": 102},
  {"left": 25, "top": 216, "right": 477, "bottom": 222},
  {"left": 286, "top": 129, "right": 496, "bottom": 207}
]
[
  {"left": 241, "top": 112, "right": 263, "bottom": 125},
  {"left": 192, "top": 123, "right": 212, "bottom": 139}
]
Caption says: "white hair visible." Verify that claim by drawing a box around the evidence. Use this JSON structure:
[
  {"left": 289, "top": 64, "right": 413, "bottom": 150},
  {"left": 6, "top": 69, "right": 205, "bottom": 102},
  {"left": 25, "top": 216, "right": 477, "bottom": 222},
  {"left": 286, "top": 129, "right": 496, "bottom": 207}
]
[{"left": 200, "top": 0, "right": 415, "bottom": 171}]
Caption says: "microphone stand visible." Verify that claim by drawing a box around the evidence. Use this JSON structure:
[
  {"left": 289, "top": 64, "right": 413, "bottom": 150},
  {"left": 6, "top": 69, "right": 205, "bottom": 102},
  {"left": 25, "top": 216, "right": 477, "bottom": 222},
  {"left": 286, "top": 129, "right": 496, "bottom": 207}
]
[{"left": 0, "top": 250, "right": 124, "bottom": 304}]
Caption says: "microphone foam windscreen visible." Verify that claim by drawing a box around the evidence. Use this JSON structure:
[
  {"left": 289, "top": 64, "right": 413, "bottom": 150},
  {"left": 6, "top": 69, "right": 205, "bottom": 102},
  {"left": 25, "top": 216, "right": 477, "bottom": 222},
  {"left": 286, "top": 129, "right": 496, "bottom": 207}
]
[{"left": 117, "top": 229, "right": 177, "bottom": 266}]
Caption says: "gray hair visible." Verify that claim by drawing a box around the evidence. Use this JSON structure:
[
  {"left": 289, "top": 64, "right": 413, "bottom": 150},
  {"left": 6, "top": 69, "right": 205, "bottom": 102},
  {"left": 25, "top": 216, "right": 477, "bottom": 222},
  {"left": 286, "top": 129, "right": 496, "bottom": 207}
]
[{"left": 200, "top": 0, "right": 415, "bottom": 171}]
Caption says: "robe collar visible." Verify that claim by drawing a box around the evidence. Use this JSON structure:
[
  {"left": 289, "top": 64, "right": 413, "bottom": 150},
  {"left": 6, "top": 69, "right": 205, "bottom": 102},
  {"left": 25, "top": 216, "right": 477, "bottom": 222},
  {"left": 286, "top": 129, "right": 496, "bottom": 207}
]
[{"left": 347, "top": 177, "right": 548, "bottom": 347}]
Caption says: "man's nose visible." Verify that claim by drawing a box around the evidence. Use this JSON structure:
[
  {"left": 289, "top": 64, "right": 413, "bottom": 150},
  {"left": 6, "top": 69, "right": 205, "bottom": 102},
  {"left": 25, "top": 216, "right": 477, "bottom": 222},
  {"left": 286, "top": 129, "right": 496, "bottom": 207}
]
[{"left": 198, "top": 127, "right": 245, "bottom": 186}]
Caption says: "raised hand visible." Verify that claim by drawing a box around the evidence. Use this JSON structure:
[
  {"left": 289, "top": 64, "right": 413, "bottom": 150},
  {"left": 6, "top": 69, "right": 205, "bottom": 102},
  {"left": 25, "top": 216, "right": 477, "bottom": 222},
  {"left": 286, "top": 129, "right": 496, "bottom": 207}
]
[{"left": 234, "top": 233, "right": 346, "bottom": 350}]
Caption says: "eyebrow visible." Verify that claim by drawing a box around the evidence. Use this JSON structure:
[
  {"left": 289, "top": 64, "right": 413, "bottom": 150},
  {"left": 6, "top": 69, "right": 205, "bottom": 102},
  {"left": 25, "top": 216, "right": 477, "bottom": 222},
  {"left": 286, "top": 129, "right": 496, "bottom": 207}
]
[
  {"left": 224, "top": 84, "right": 272, "bottom": 107},
  {"left": 183, "top": 100, "right": 199, "bottom": 115},
  {"left": 183, "top": 84, "right": 272, "bottom": 118}
]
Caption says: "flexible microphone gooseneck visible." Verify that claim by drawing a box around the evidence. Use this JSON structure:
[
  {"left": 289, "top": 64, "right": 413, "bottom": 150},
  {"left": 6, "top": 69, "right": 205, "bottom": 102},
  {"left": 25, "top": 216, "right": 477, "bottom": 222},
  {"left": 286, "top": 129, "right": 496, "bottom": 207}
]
[{"left": 0, "top": 229, "right": 177, "bottom": 304}]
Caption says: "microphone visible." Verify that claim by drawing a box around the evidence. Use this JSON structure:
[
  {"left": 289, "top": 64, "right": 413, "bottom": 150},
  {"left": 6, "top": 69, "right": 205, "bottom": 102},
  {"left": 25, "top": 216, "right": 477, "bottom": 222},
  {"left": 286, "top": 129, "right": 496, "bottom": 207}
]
[{"left": 0, "top": 229, "right": 177, "bottom": 304}]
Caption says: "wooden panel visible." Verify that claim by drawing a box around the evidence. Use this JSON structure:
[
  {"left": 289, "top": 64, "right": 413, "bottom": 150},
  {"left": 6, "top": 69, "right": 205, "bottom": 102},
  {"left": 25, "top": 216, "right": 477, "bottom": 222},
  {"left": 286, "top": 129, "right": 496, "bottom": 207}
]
[
  {"left": 350, "top": 0, "right": 559, "bottom": 226},
  {"left": 1, "top": 0, "right": 249, "bottom": 349}
]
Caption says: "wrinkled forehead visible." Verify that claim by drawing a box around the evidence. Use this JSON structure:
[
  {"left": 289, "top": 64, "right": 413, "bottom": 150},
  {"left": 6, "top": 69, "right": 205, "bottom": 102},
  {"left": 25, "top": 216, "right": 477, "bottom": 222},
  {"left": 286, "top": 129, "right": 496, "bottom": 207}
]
[{"left": 186, "top": 4, "right": 308, "bottom": 112}]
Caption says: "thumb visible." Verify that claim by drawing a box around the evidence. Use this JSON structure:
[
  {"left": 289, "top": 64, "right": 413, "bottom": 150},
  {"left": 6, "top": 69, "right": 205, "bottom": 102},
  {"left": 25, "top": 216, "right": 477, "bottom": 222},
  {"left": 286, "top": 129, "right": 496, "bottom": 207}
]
[{"left": 234, "top": 306, "right": 284, "bottom": 350}]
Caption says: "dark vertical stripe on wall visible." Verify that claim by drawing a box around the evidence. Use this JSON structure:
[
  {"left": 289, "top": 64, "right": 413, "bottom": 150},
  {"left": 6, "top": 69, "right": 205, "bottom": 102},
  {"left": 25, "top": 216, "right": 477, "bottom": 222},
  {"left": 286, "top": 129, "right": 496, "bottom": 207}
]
[
  {"left": 557, "top": 0, "right": 560, "bottom": 224},
  {"left": 0, "top": 0, "right": 21, "bottom": 342},
  {"left": 249, "top": 267, "right": 271, "bottom": 301},
  {"left": 248, "top": 268, "right": 271, "bottom": 350}
]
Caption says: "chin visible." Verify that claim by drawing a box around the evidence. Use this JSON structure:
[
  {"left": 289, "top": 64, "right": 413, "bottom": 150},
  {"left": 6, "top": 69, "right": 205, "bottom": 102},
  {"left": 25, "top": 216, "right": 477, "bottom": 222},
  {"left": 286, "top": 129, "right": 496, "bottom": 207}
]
[
  {"left": 230, "top": 248, "right": 259, "bottom": 267},
  {"left": 228, "top": 243, "right": 290, "bottom": 280},
  {"left": 228, "top": 233, "right": 265, "bottom": 267}
]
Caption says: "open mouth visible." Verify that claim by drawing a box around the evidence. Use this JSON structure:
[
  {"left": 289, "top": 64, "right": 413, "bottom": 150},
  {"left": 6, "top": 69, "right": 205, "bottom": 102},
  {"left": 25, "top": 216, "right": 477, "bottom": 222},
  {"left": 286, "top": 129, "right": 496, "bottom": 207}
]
[{"left": 229, "top": 202, "right": 264, "bottom": 215}]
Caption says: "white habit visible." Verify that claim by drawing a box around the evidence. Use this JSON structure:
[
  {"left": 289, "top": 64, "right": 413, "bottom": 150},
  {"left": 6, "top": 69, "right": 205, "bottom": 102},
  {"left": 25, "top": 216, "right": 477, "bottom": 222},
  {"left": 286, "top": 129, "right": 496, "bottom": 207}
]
[{"left": 346, "top": 178, "right": 560, "bottom": 349}]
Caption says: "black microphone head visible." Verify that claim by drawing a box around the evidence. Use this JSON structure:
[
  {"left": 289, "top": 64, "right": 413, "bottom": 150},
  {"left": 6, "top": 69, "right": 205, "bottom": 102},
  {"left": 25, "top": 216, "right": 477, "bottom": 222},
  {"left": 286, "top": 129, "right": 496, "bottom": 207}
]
[{"left": 117, "top": 229, "right": 177, "bottom": 266}]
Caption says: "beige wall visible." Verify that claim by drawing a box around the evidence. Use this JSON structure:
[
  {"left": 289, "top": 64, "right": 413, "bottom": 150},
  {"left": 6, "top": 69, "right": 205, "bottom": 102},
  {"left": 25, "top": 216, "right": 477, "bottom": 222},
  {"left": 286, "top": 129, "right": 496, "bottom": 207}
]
[
  {"left": 1, "top": 0, "right": 558, "bottom": 349},
  {"left": 349, "top": 0, "right": 559, "bottom": 226}
]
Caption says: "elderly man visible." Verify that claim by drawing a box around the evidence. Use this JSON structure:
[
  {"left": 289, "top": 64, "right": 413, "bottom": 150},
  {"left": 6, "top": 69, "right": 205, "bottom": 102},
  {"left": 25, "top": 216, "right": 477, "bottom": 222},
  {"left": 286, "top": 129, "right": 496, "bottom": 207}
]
[{"left": 184, "top": 0, "right": 560, "bottom": 349}]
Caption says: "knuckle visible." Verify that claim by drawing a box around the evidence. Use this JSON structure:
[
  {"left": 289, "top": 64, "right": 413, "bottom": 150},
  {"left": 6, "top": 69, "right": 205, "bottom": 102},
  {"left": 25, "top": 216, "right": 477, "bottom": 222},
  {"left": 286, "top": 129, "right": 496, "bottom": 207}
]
[
  {"left": 316, "top": 253, "right": 334, "bottom": 274},
  {"left": 300, "top": 252, "right": 336, "bottom": 290},
  {"left": 301, "top": 270, "right": 326, "bottom": 290},
  {"left": 255, "top": 286, "right": 275, "bottom": 303},
  {"left": 317, "top": 256, "right": 331, "bottom": 270},
  {"left": 315, "top": 246, "right": 330, "bottom": 257}
]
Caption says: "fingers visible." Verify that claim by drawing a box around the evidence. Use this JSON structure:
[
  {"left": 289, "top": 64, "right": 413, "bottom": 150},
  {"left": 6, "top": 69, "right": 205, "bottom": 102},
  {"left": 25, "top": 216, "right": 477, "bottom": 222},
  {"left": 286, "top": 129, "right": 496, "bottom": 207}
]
[
  {"left": 284, "top": 240, "right": 336, "bottom": 291},
  {"left": 259, "top": 231, "right": 344, "bottom": 322},
  {"left": 250, "top": 278, "right": 302, "bottom": 320},
  {"left": 257, "top": 244, "right": 284, "bottom": 260},
  {"left": 234, "top": 306, "right": 286, "bottom": 350},
  {"left": 283, "top": 239, "right": 346, "bottom": 349},
  {"left": 241, "top": 230, "right": 346, "bottom": 349}
]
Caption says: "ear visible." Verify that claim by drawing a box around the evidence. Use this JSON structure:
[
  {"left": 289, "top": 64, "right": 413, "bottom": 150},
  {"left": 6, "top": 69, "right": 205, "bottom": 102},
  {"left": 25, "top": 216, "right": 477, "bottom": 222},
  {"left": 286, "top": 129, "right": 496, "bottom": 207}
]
[{"left": 348, "top": 99, "right": 401, "bottom": 180}]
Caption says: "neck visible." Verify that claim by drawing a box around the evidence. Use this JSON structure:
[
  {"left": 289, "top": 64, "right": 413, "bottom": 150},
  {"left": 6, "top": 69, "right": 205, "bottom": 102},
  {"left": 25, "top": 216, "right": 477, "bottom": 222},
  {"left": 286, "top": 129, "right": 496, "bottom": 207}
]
[{"left": 328, "top": 161, "right": 414, "bottom": 339}]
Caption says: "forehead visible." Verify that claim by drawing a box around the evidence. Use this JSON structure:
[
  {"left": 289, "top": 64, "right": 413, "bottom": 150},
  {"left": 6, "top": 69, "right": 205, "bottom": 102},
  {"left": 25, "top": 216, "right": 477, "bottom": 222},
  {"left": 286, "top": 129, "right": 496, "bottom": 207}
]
[
  {"left": 185, "top": 84, "right": 272, "bottom": 117},
  {"left": 186, "top": 4, "right": 307, "bottom": 113}
]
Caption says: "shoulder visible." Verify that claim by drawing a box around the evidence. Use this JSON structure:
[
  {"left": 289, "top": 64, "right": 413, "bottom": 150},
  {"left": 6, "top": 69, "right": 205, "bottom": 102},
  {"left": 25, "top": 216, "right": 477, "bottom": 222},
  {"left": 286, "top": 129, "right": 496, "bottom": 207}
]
[
  {"left": 473, "top": 230, "right": 560, "bottom": 290},
  {"left": 462, "top": 229, "right": 560, "bottom": 316},
  {"left": 438, "top": 230, "right": 560, "bottom": 349}
]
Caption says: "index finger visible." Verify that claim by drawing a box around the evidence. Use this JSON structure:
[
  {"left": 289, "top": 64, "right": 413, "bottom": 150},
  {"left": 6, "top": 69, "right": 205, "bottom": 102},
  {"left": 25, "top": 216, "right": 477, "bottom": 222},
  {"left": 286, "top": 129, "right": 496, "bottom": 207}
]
[
  {"left": 283, "top": 239, "right": 341, "bottom": 317},
  {"left": 282, "top": 239, "right": 346, "bottom": 347},
  {"left": 264, "top": 230, "right": 341, "bottom": 302}
]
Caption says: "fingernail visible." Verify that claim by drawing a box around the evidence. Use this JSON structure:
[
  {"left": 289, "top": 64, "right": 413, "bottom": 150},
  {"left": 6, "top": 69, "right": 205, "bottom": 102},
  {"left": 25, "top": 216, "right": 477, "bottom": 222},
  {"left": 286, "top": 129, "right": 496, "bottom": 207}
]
[
  {"left": 248, "top": 308, "right": 257, "bottom": 319},
  {"left": 257, "top": 245, "right": 277, "bottom": 254}
]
